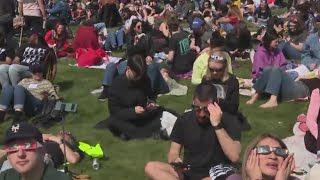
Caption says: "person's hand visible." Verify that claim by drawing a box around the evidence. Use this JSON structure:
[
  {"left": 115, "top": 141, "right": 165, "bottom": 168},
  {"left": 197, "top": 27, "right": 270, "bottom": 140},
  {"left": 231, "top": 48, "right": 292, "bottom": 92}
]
[
  {"left": 195, "top": 46, "right": 201, "bottom": 53},
  {"left": 135, "top": 106, "right": 145, "bottom": 114},
  {"left": 42, "top": 134, "right": 51, "bottom": 141},
  {"left": 146, "top": 56, "right": 153, "bottom": 64},
  {"left": 285, "top": 36, "right": 291, "bottom": 43},
  {"left": 12, "top": 59, "right": 20, "bottom": 64},
  {"left": 275, "top": 154, "right": 295, "bottom": 180},
  {"left": 49, "top": 44, "right": 56, "bottom": 48},
  {"left": 207, "top": 102, "right": 222, "bottom": 127},
  {"left": 246, "top": 149, "right": 263, "bottom": 180},
  {"left": 42, "top": 134, "right": 59, "bottom": 142}
]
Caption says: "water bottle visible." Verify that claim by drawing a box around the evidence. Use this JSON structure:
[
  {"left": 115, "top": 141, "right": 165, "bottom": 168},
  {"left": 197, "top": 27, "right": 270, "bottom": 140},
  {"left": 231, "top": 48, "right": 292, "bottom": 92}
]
[{"left": 92, "top": 158, "right": 100, "bottom": 170}]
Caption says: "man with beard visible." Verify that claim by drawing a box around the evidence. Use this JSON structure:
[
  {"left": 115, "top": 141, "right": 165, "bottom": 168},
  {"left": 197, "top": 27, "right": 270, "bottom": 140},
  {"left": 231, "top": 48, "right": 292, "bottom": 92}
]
[
  {"left": 279, "top": 15, "right": 308, "bottom": 60},
  {"left": 144, "top": 83, "right": 241, "bottom": 180}
]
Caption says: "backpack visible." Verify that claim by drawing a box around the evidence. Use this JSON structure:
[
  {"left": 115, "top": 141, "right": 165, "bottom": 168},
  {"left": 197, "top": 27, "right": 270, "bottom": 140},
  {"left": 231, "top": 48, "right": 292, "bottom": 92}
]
[
  {"left": 31, "top": 96, "right": 61, "bottom": 129},
  {"left": 75, "top": 48, "right": 108, "bottom": 67}
]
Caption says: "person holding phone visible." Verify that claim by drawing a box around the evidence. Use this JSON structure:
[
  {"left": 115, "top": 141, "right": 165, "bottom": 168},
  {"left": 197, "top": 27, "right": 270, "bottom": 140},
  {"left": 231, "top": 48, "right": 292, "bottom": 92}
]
[
  {"left": 106, "top": 55, "right": 164, "bottom": 140},
  {"left": 145, "top": 83, "right": 241, "bottom": 180}
]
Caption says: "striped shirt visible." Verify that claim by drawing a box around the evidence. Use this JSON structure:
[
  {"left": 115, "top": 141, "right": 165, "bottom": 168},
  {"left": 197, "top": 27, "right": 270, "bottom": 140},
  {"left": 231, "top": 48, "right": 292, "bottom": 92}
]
[{"left": 18, "top": 78, "right": 59, "bottom": 100}]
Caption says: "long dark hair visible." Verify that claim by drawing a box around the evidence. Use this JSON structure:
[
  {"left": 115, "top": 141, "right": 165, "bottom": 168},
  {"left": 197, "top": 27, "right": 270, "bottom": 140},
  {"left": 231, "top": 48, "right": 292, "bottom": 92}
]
[
  {"left": 262, "top": 28, "right": 279, "bottom": 51},
  {"left": 127, "top": 54, "right": 147, "bottom": 80},
  {"left": 129, "top": 19, "right": 143, "bottom": 36}
]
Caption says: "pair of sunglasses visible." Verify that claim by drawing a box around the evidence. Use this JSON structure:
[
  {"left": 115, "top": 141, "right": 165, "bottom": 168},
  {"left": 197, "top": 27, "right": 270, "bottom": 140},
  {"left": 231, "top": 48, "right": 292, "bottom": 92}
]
[
  {"left": 209, "top": 67, "right": 224, "bottom": 73},
  {"left": 210, "top": 55, "right": 225, "bottom": 61},
  {"left": 191, "top": 104, "right": 209, "bottom": 114},
  {"left": 6, "top": 140, "right": 43, "bottom": 153},
  {"left": 256, "top": 145, "right": 289, "bottom": 157}
]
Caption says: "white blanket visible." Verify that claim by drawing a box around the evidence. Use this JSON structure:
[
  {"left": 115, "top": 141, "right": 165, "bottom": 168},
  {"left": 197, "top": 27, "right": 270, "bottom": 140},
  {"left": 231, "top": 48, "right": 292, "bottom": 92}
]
[{"left": 69, "top": 56, "right": 122, "bottom": 70}]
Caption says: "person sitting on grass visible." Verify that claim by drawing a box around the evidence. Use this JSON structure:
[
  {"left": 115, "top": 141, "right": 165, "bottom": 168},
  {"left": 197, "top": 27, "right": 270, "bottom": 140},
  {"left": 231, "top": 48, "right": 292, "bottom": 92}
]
[
  {"left": 246, "top": 66, "right": 320, "bottom": 108},
  {"left": 106, "top": 55, "right": 164, "bottom": 140},
  {"left": 229, "top": 133, "right": 297, "bottom": 180},
  {"left": 201, "top": 52, "right": 239, "bottom": 114},
  {"left": 0, "top": 64, "right": 59, "bottom": 123},
  {"left": 165, "top": 16, "right": 195, "bottom": 75},
  {"left": 0, "top": 122, "right": 72, "bottom": 180},
  {"left": 191, "top": 31, "right": 233, "bottom": 85},
  {"left": 45, "top": 21, "right": 72, "bottom": 58},
  {"left": 144, "top": 83, "right": 241, "bottom": 180},
  {"left": 0, "top": 32, "right": 49, "bottom": 87},
  {"left": 0, "top": 31, "right": 15, "bottom": 88},
  {"left": 252, "top": 28, "right": 287, "bottom": 83},
  {"left": 301, "top": 30, "right": 320, "bottom": 71}
]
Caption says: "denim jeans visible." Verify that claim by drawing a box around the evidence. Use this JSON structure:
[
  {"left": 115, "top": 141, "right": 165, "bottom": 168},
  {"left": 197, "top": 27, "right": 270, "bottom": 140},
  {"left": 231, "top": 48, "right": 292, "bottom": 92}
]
[
  {"left": 0, "top": 64, "right": 10, "bottom": 88},
  {"left": 220, "top": 23, "right": 234, "bottom": 32},
  {"left": 102, "top": 61, "right": 169, "bottom": 94},
  {"left": 0, "top": 85, "right": 42, "bottom": 115},
  {"left": 102, "top": 61, "right": 127, "bottom": 86},
  {"left": 104, "top": 28, "right": 125, "bottom": 50},
  {"left": 94, "top": 22, "right": 106, "bottom": 32},
  {"left": 278, "top": 41, "right": 301, "bottom": 60},
  {"left": 253, "top": 67, "right": 309, "bottom": 101},
  {"left": 8, "top": 64, "right": 31, "bottom": 86},
  {"left": 194, "top": 0, "right": 203, "bottom": 11}
]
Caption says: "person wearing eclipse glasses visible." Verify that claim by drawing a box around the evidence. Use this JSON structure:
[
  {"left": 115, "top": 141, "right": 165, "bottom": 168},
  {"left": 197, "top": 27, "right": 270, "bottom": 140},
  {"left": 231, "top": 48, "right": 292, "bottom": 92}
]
[
  {"left": 145, "top": 83, "right": 241, "bottom": 180},
  {"left": 0, "top": 122, "right": 71, "bottom": 180},
  {"left": 201, "top": 52, "right": 239, "bottom": 115},
  {"left": 229, "top": 133, "right": 298, "bottom": 180}
]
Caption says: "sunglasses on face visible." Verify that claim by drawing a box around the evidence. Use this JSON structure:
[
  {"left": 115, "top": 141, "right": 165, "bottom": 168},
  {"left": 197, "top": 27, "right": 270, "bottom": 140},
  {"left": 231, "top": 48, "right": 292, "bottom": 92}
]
[
  {"left": 136, "top": 25, "right": 142, "bottom": 29},
  {"left": 5, "top": 140, "right": 42, "bottom": 153},
  {"left": 209, "top": 67, "right": 224, "bottom": 73},
  {"left": 256, "top": 145, "right": 288, "bottom": 157},
  {"left": 191, "top": 104, "right": 209, "bottom": 114}
]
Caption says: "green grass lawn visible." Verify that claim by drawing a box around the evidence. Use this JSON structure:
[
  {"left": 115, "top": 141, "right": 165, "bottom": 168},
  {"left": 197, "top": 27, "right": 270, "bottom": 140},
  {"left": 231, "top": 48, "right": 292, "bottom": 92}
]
[
  {"left": 0, "top": 8, "right": 309, "bottom": 179},
  {"left": 0, "top": 58, "right": 308, "bottom": 180}
]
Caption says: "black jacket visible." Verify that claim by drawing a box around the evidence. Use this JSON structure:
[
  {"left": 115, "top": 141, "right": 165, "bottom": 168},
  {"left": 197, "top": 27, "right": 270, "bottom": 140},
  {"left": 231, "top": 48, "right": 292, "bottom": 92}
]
[
  {"left": 0, "top": 0, "right": 15, "bottom": 24},
  {"left": 108, "top": 74, "right": 153, "bottom": 121},
  {"left": 202, "top": 73, "right": 239, "bottom": 114}
]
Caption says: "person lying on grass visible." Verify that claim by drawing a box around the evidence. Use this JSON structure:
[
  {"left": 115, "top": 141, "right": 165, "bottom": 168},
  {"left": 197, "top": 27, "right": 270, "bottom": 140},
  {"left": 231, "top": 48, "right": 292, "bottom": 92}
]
[{"left": 0, "top": 64, "right": 59, "bottom": 123}]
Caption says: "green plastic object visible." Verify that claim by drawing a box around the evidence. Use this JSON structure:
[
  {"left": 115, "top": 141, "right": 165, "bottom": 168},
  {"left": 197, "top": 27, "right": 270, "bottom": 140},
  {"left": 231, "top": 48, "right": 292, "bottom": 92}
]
[{"left": 78, "top": 142, "right": 104, "bottom": 158}]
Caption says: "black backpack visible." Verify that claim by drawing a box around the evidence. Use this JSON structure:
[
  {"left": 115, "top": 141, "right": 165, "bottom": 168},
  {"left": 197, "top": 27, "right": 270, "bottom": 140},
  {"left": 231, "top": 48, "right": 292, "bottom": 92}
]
[{"left": 31, "top": 96, "right": 62, "bottom": 129}]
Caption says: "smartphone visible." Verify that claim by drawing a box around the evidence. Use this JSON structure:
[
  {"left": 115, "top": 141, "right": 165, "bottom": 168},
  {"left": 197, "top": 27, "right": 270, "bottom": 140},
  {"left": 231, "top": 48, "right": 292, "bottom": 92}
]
[
  {"left": 54, "top": 101, "right": 77, "bottom": 113},
  {"left": 170, "top": 162, "right": 190, "bottom": 169}
]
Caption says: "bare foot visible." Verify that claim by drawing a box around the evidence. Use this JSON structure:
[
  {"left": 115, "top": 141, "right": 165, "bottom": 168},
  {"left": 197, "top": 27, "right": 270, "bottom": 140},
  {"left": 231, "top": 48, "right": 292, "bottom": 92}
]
[
  {"left": 260, "top": 101, "right": 278, "bottom": 108},
  {"left": 246, "top": 94, "right": 259, "bottom": 105}
]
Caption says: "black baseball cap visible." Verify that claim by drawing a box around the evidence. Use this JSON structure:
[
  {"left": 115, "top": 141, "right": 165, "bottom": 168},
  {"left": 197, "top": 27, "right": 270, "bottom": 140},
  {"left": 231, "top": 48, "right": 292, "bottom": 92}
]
[{"left": 4, "top": 122, "right": 43, "bottom": 144}]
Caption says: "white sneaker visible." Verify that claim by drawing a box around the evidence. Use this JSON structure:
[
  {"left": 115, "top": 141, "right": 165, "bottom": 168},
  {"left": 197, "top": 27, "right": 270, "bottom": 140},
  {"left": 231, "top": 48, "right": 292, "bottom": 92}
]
[{"left": 91, "top": 86, "right": 104, "bottom": 95}]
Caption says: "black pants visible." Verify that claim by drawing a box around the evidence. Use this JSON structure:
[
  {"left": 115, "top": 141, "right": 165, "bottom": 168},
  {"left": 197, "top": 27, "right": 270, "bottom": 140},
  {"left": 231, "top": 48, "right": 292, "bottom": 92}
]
[
  {"left": 107, "top": 110, "right": 162, "bottom": 139},
  {"left": 24, "top": 16, "right": 43, "bottom": 33},
  {"left": 0, "top": 22, "right": 13, "bottom": 37},
  {"left": 102, "top": 3, "right": 121, "bottom": 28}
]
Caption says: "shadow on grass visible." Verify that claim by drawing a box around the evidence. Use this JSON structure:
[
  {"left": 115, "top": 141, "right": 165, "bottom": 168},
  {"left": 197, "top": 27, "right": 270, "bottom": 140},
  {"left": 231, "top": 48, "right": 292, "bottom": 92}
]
[{"left": 57, "top": 80, "right": 74, "bottom": 91}]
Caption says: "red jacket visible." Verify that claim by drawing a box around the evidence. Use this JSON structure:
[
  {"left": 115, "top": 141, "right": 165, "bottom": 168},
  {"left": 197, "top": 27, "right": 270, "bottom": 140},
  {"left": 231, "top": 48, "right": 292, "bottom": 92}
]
[
  {"left": 45, "top": 30, "right": 71, "bottom": 51},
  {"left": 73, "top": 25, "right": 99, "bottom": 50}
]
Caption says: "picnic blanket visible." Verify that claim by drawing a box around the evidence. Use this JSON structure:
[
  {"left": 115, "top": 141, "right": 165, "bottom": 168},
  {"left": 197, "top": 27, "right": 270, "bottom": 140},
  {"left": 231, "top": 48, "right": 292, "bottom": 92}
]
[{"left": 69, "top": 56, "right": 122, "bottom": 70}]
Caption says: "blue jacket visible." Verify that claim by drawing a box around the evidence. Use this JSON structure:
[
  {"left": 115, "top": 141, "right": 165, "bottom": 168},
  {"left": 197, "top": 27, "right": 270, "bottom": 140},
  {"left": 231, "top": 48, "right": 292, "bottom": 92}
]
[
  {"left": 47, "top": 0, "right": 70, "bottom": 22},
  {"left": 302, "top": 32, "right": 320, "bottom": 70}
]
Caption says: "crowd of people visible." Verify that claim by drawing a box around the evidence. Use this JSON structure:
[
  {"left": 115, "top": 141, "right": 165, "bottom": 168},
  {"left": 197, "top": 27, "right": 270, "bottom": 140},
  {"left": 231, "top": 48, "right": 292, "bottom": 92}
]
[{"left": 0, "top": 0, "right": 320, "bottom": 179}]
